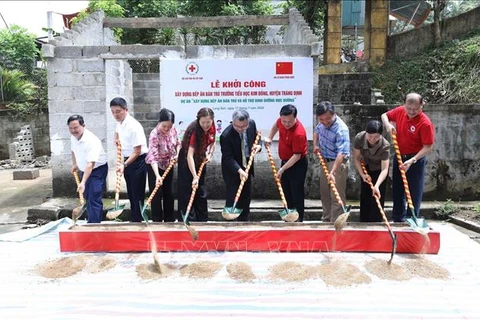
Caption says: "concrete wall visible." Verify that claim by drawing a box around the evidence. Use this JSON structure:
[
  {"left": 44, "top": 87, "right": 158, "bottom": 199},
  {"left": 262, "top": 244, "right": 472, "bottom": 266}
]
[
  {"left": 388, "top": 6, "right": 480, "bottom": 58},
  {"left": 0, "top": 110, "right": 50, "bottom": 160},
  {"left": 44, "top": 11, "right": 122, "bottom": 196},
  {"left": 132, "top": 73, "right": 160, "bottom": 137}
]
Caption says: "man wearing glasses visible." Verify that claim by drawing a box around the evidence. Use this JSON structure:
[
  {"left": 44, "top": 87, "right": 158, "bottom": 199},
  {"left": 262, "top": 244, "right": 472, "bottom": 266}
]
[
  {"left": 68, "top": 115, "right": 108, "bottom": 223},
  {"left": 220, "top": 110, "right": 261, "bottom": 221}
]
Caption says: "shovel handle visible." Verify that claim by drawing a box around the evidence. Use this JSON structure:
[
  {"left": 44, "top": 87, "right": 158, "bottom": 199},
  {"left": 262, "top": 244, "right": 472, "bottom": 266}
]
[
  {"left": 115, "top": 141, "right": 123, "bottom": 194},
  {"left": 316, "top": 152, "right": 345, "bottom": 209},
  {"left": 233, "top": 132, "right": 261, "bottom": 202},
  {"left": 185, "top": 158, "right": 208, "bottom": 216},
  {"left": 391, "top": 130, "right": 415, "bottom": 213},
  {"left": 265, "top": 145, "right": 288, "bottom": 208},
  {"left": 72, "top": 170, "right": 85, "bottom": 205},
  {"left": 146, "top": 158, "right": 177, "bottom": 205},
  {"left": 360, "top": 162, "right": 393, "bottom": 231}
]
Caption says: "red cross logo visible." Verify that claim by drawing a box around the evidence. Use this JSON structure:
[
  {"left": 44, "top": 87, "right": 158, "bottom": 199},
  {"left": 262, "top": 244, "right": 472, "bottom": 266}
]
[{"left": 186, "top": 62, "right": 199, "bottom": 75}]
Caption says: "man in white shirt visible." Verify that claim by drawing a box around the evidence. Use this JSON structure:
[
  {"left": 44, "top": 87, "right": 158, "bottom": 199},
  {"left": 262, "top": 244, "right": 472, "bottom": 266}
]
[
  {"left": 68, "top": 115, "right": 108, "bottom": 223},
  {"left": 110, "top": 97, "right": 148, "bottom": 222}
]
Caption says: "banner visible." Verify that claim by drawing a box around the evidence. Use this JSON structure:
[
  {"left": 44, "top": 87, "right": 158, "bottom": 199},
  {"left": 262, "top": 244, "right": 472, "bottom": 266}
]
[{"left": 160, "top": 58, "right": 313, "bottom": 140}]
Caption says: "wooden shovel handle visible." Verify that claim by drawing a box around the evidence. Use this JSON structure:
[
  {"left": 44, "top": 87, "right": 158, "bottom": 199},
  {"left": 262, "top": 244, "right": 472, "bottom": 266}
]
[
  {"left": 115, "top": 140, "right": 123, "bottom": 194},
  {"left": 72, "top": 170, "right": 85, "bottom": 205},
  {"left": 391, "top": 130, "right": 415, "bottom": 212},
  {"left": 265, "top": 144, "right": 288, "bottom": 208},
  {"left": 233, "top": 132, "right": 261, "bottom": 202},
  {"left": 360, "top": 161, "right": 393, "bottom": 232},
  {"left": 316, "top": 152, "right": 344, "bottom": 208},
  {"left": 146, "top": 158, "right": 177, "bottom": 205},
  {"left": 185, "top": 158, "right": 208, "bottom": 215}
]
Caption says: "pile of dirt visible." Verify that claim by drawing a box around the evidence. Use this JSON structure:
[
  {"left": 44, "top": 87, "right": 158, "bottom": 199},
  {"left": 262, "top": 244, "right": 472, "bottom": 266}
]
[
  {"left": 180, "top": 261, "right": 223, "bottom": 279},
  {"left": 136, "top": 263, "right": 176, "bottom": 280},
  {"left": 226, "top": 262, "right": 256, "bottom": 283},
  {"left": 403, "top": 258, "right": 450, "bottom": 279},
  {"left": 35, "top": 255, "right": 92, "bottom": 278},
  {"left": 267, "top": 261, "right": 318, "bottom": 282},
  {"left": 318, "top": 259, "right": 371, "bottom": 287},
  {"left": 364, "top": 259, "right": 412, "bottom": 281},
  {"left": 85, "top": 256, "right": 117, "bottom": 274}
]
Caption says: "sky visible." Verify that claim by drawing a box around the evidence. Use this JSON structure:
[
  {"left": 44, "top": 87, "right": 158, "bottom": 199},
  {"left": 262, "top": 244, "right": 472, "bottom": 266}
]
[{"left": 0, "top": 1, "right": 89, "bottom": 38}]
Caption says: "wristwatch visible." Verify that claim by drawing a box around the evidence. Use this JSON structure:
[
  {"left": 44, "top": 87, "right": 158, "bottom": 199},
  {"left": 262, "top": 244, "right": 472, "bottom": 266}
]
[
  {"left": 412, "top": 157, "right": 417, "bottom": 164},
  {"left": 123, "top": 161, "right": 128, "bottom": 168}
]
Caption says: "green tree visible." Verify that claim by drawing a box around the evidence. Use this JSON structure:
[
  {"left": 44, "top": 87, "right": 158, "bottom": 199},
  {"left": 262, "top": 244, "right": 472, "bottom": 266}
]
[
  {"left": 281, "top": 0, "right": 326, "bottom": 36},
  {"left": 0, "top": 25, "right": 39, "bottom": 75},
  {"left": 0, "top": 69, "right": 36, "bottom": 104}
]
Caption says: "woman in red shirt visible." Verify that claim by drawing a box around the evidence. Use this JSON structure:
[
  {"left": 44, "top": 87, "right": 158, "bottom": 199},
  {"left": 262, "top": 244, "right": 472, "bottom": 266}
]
[{"left": 177, "top": 107, "right": 215, "bottom": 222}]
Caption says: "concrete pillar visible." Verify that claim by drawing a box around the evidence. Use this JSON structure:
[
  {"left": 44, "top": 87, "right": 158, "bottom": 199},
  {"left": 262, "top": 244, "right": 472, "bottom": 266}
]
[
  {"left": 323, "top": 0, "right": 342, "bottom": 65},
  {"left": 364, "top": 0, "right": 388, "bottom": 66}
]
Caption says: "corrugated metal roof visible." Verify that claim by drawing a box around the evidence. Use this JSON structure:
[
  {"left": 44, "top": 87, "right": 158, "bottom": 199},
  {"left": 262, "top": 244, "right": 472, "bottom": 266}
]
[{"left": 390, "top": 0, "right": 432, "bottom": 27}]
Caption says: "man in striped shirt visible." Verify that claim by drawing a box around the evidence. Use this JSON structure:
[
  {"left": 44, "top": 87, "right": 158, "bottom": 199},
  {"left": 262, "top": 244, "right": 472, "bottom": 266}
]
[{"left": 313, "top": 101, "right": 350, "bottom": 222}]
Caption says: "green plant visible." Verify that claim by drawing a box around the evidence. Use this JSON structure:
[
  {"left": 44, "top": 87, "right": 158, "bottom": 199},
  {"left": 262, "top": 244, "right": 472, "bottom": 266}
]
[
  {"left": 0, "top": 69, "right": 36, "bottom": 103},
  {"left": 435, "top": 199, "right": 458, "bottom": 220},
  {"left": 0, "top": 25, "right": 39, "bottom": 75},
  {"left": 474, "top": 203, "right": 480, "bottom": 214}
]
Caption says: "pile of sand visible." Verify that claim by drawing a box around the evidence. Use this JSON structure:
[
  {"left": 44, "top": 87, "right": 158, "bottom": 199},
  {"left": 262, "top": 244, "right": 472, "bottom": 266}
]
[
  {"left": 267, "top": 261, "right": 318, "bottom": 282},
  {"left": 180, "top": 261, "right": 223, "bottom": 279},
  {"left": 35, "top": 255, "right": 92, "bottom": 278},
  {"left": 403, "top": 258, "right": 449, "bottom": 279},
  {"left": 136, "top": 263, "right": 176, "bottom": 280},
  {"left": 85, "top": 256, "right": 117, "bottom": 274},
  {"left": 364, "top": 259, "right": 412, "bottom": 281},
  {"left": 318, "top": 259, "right": 371, "bottom": 287},
  {"left": 226, "top": 262, "right": 256, "bottom": 283}
]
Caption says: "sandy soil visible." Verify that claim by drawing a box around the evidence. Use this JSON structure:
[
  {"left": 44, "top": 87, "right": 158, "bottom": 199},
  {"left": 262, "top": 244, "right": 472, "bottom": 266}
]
[
  {"left": 403, "top": 257, "right": 450, "bottom": 279},
  {"left": 135, "top": 263, "right": 177, "bottom": 280},
  {"left": 267, "top": 261, "right": 318, "bottom": 282},
  {"left": 365, "top": 259, "right": 413, "bottom": 281},
  {"left": 318, "top": 259, "right": 372, "bottom": 287},
  {"left": 35, "top": 255, "right": 93, "bottom": 278},
  {"left": 226, "top": 262, "right": 256, "bottom": 282},
  {"left": 179, "top": 261, "right": 223, "bottom": 279},
  {"left": 85, "top": 256, "right": 117, "bottom": 274}
]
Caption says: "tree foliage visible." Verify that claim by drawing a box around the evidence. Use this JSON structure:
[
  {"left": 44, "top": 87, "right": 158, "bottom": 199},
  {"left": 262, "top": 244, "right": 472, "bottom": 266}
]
[
  {"left": 0, "top": 25, "right": 39, "bottom": 75},
  {"left": 373, "top": 31, "right": 480, "bottom": 104},
  {"left": 281, "top": 0, "right": 326, "bottom": 37}
]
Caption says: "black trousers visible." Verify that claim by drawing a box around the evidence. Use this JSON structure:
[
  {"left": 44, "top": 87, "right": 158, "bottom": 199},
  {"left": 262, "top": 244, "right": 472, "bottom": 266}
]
[
  {"left": 177, "top": 148, "right": 208, "bottom": 222},
  {"left": 147, "top": 164, "right": 175, "bottom": 222},
  {"left": 224, "top": 168, "right": 252, "bottom": 221},
  {"left": 280, "top": 157, "right": 308, "bottom": 222},
  {"left": 124, "top": 154, "right": 146, "bottom": 222},
  {"left": 360, "top": 166, "right": 387, "bottom": 222}
]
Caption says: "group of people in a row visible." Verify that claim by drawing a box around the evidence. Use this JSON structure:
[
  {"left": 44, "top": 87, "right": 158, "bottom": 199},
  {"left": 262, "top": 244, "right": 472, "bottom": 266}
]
[{"left": 68, "top": 92, "right": 434, "bottom": 224}]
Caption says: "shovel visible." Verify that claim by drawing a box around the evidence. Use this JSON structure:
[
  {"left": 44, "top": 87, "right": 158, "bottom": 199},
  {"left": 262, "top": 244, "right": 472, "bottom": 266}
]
[
  {"left": 391, "top": 130, "right": 429, "bottom": 230},
  {"left": 222, "top": 132, "right": 262, "bottom": 220},
  {"left": 72, "top": 170, "right": 87, "bottom": 222},
  {"left": 264, "top": 145, "right": 298, "bottom": 222},
  {"left": 360, "top": 161, "right": 397, "bottom": 264},
  {"left": 139, "top": 159, "right": 177, "bottom": 274},
  {"left": 315, "top": 152, "right": 351, "bottom": 231},
  {"left": 106, "top": 141, "right": 125, "bottom": 220},
  {"left": 180, "top": 158, "right": 210, "bottom": 241},
  {"left": 140, "top": 158, "right": 177, "bottom": 223}
]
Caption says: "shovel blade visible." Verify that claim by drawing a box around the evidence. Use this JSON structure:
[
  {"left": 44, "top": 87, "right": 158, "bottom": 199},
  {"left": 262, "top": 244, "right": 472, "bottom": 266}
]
[
  {"left": 279, "top": 208, "right": 299, "bottom": 222},
  {"left": 72, "top": 205, "right": 86, "bottom": 221},
  {"left": 106, "top": 204, "right": 125, "bottom": 220},
  {"left": 222, "top": 206, "right": 243, "bottom": 220},
  {"left": 406, "top": 216, "right": 428, "bottom": 229}
]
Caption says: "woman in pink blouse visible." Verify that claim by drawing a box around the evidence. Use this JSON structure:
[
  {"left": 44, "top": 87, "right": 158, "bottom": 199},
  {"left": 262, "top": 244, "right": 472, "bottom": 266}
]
[{"left": 145, "top": 108, "right": 181, "bottom": 222}]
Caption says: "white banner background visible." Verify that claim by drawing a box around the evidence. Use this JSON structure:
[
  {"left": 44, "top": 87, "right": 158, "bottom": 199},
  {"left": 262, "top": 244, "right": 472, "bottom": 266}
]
[{"left": 160, "top": 57, "right": 313, "bottom": 140}]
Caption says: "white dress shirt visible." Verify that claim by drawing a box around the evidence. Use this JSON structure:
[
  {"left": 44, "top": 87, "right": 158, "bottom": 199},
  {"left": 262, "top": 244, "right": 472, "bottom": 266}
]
[
  {"left": 71, "top": 128, "right": 107, "bottom": 171},
  {"left": 116, "top": 113, "right": 148, "bottom": 157}
]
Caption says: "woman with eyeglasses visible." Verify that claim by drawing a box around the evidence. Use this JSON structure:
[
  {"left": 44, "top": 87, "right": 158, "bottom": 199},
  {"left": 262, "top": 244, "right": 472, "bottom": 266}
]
[{"left": 145, "top": 108, "right": 181, "bottom": 222}]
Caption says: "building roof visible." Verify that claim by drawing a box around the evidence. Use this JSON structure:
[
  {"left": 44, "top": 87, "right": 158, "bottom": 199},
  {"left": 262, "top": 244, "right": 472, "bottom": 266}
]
[{"left": 390, "top": 0, "right": 432, "bottom": 27}]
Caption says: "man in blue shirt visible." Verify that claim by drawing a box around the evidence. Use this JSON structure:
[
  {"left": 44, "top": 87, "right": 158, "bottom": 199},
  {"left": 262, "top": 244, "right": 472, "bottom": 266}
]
[{"left": 313, "top": 101, "right": 350, "bottom": 222}]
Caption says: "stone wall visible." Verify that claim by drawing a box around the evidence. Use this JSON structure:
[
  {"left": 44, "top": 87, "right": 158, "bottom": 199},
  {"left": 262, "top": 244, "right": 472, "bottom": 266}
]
[
  {"left": 318, "top": 73, "right": 372, "bottom": 105},
  {"left": 387, "top": 6, "right": 480, "bottom": 58},
  {"left": 0, "top": 110, "right": 50, "bottom": 160}
]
